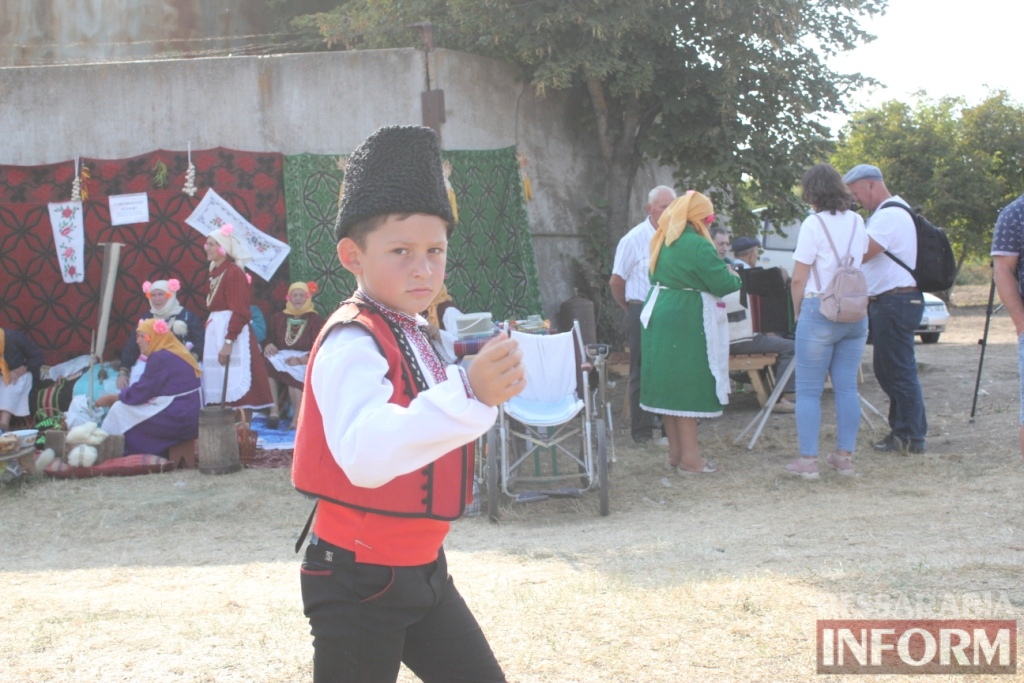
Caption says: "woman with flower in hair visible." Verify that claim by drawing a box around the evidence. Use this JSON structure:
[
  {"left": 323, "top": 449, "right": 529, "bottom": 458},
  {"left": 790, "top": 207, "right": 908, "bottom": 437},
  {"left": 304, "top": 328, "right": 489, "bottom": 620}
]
[
  {"left": 118, "top": 278, "right": 204, "bottom": 389},
  {"left": 263, "top": 281, "right": 325, "bottom": 430},
  {"left": 96, "top": 318, "right": 202, "bottom": 457},
  {"left": 201, "top": 224, "right": 273, "bottom": 410}
]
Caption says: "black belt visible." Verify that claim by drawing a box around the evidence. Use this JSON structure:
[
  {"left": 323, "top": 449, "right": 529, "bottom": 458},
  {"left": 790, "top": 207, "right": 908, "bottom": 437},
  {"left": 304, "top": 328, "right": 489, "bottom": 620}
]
[{"left": 870, "top": 286, "right": 918, "bottom": 301}]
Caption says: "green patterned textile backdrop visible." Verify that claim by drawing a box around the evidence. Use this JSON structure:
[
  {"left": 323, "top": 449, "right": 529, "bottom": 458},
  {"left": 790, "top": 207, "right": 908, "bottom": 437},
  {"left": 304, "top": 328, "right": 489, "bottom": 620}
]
[{"left": 283, "top": 147, "right": 543, "bottom": 321}]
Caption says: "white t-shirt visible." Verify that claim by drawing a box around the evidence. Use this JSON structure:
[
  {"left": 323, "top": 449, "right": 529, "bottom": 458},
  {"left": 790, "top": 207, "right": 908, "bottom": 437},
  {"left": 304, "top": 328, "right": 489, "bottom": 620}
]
[
  {"left": 611, "top": 218, "right": 656, "bottom": 303},
  {"left": 861, "top": 196, "right": 917, "bottom": 295},
  {"left": 793, "top": 210, "right": 868, "bottom": 295}
]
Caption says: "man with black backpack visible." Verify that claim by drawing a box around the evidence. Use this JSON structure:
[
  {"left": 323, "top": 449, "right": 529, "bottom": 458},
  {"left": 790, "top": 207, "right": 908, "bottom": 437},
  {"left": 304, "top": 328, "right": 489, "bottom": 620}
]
[{"left": 844, "top": 164, "right": 927, "bottom": 454}]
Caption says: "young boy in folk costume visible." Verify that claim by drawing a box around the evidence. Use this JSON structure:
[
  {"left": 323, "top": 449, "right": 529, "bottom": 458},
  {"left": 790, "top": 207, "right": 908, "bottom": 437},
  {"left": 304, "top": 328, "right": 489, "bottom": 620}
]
[{"left": 292, "top": 126, "right": 525, "bottom": 683}]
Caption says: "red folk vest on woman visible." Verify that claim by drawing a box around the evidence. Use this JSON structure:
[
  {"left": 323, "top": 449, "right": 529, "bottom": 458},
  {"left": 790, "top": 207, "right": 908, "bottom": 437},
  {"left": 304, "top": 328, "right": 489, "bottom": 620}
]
[{"left": 291, "top": 298, "right": 474, "bottom": 521}]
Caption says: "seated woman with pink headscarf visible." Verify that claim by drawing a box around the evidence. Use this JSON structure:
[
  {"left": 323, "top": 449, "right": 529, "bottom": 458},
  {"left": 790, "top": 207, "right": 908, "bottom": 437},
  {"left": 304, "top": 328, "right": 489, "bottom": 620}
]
[
  {"left": 118, "top": 278, "right": 204, "bottom": 389},
  {"left": 96, "top": 318, "right": 202, "bottom": 457}
]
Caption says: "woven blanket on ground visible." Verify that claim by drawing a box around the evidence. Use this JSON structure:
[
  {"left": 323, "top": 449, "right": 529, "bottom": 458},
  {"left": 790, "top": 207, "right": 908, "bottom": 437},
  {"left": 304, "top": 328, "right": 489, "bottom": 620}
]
[
  {"left": 0, "top": 149, "right": 290, "bottom": 365},
  {"left": 283, "top": 147, "right": 543, "bottom": 319}
]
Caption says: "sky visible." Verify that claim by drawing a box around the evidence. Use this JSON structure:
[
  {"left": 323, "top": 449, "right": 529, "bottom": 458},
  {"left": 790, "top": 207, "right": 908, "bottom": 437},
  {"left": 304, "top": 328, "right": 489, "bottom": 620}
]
[{"left": 825, "top": 0, "right": 1021, "bottom": 133}]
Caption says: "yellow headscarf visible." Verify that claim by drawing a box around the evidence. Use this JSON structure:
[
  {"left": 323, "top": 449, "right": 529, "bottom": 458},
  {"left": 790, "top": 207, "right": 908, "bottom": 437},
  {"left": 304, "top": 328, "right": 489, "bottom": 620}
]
[
  {"left": 424, "top": 284, "right": 453, "bottom": 329},
  {"left": 137, "top": 318, "right": 201, "bottom": 377},
  {"left": 0, "top": 329, "right": 9, "bottom": 385},
  {"left": 649, "top": 190, "right": 715, "bottom": 275},
  {"left": 283, "top": 282, "right": 318, "bottom": 317}
]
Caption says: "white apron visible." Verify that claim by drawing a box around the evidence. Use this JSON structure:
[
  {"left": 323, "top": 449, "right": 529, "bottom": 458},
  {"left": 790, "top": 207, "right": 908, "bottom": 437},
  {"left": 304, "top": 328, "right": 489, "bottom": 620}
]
[
  {"left": 0, "top": 372, "right": 33, "bottom": 416},
  {"left": 266, "top": 349, "right": 307, "bottom": 384},
  {"left": 202, "top": 310, "right": 253, "bottom": 406},
  {"left": 101, "top": 386, "right": 200, "bottom": 436},
  {"left": 700, "top": 291, "right": 732, "bottom": 406}
]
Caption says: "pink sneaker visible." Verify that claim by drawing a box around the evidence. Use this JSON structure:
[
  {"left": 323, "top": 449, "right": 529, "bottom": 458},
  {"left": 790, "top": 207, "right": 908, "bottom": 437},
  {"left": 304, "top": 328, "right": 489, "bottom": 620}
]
[
  {"left": 784, "top": 457, "right": 819, "bottom": 480},
  {"left": 826, "top": 452, "right": 855, "bottom": 476}
]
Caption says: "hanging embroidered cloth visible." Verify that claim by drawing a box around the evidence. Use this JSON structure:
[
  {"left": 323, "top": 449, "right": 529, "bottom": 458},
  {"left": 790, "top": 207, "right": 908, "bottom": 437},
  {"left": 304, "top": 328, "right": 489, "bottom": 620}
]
[
  {"left": 185, "top": 188, "right": 290, "bottom": 282},
  {"left": 47, "top": 201, "right": 85, "bottom": 283}
]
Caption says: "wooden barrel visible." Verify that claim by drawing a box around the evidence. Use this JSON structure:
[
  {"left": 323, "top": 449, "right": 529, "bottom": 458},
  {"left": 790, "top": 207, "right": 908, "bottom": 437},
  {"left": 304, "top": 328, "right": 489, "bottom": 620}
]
[{"left": 198, "top": 407, "right": 241, "bottom": 474}]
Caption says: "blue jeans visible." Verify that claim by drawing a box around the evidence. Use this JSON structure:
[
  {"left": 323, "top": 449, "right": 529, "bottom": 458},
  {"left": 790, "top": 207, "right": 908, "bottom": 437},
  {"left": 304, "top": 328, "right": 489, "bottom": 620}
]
[
  {"left": 794, "top": 298, "right": 868, "bottom": 456},
  {"left": 869, "top": 291, "right": 927, "bottom": 447}
]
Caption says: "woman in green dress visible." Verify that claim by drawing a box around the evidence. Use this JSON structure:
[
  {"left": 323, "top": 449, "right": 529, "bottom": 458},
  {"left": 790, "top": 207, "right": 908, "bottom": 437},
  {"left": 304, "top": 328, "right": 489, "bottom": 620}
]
[{"left": 640, "top": 191, "right": 741, "bottom": 473}]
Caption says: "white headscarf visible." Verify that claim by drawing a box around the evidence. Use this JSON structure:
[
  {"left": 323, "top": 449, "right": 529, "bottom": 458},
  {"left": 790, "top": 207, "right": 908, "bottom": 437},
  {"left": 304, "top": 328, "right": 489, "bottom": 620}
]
[
  {"left": 210, "top": 224, "right": 253, "bottom": 270},
  {"left": 145, "top": 279, "right": 184, "bottom": 319}
]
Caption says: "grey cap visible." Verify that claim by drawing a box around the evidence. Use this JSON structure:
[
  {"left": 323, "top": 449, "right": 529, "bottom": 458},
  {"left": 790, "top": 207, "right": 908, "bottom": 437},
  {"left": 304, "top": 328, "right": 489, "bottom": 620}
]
[
  {"left": 731, "top": 236, "right": 761, "bottom": 253},
  {"left": 843, "top": 164, "right": 884, "bottom": 184}
]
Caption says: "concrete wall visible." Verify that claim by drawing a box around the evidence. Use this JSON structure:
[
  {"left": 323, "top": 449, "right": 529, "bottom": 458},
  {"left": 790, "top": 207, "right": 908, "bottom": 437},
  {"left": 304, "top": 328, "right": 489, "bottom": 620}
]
[
  {"left": 0, "top": 47, "right": 672, "bottom": 320},
  {"left": 0, "top": 0, "right": 267, "bottom": 67}
]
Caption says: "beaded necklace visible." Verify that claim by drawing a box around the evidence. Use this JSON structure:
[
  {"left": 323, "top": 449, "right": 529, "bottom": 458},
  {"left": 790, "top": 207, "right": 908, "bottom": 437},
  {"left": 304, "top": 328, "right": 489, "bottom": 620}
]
[{"left": 284, "top": 317, "right": 307, "bottom": 347}]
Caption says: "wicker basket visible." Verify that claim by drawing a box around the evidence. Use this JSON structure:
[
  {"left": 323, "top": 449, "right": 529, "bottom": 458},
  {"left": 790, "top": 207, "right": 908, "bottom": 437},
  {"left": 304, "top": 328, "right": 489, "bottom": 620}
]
[{"left": 235, "top": 412, "right": 258, "bottom": 467}]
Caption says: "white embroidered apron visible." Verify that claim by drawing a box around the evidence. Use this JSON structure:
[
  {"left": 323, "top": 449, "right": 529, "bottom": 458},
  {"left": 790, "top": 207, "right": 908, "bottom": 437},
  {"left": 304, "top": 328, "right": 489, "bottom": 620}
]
[{"left": 202, "top": 310, "right": 253, "bottom": 405}]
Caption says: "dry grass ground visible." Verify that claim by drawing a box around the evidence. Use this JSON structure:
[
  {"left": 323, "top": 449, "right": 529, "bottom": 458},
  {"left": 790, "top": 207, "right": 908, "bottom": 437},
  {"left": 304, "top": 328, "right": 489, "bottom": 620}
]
[{"left": 2, "top": 287, "right": 1023, "bottom": 682}]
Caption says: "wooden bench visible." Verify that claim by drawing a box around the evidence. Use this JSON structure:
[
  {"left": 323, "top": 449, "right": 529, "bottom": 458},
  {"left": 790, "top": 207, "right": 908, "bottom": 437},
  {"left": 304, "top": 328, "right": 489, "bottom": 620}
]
[{"left": 729, "top": 353, "right": 778, "bottom": 408}]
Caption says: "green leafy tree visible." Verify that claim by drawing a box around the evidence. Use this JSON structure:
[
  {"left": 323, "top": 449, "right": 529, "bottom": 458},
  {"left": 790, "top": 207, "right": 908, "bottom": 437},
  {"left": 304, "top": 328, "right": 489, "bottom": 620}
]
[
  {"left": 285, "top": 0, "right": 883, "bottom": 241},
  {"left": 832, "top": 92, "right": 1024, "bottom": 276}
]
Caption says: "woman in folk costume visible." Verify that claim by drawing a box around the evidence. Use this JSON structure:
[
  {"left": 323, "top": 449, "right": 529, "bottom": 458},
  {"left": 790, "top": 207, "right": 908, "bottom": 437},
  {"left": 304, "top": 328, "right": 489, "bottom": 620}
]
[
  {"left": 0, "top": 328, "right": 44, "bottom": 432},
  {"left": 263, "top": 281, "right": 325, "bottom": 430},
  {"left": 639, "top": 190, "right": 741, "bottom": 474},
  {"left": 422, "top": 283, "right": 462, "bottom": 333},
  {"left": 420, "top": 283, "right": 464, "bottom": 360},
  {"left": 118, "top": 278, "right": 204, "bottom": 389},
  {"left": 201, "top": 224, "right": 273, "bottom": 410},
  {"left": 96, "top": 318, "right": 202, "bottom": 456}
]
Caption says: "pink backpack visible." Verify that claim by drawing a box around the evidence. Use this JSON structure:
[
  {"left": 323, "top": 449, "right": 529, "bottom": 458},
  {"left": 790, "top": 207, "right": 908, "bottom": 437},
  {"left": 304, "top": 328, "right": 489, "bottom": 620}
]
[{"left": 811, "top": 214, "right": 867, "bottom": 323}]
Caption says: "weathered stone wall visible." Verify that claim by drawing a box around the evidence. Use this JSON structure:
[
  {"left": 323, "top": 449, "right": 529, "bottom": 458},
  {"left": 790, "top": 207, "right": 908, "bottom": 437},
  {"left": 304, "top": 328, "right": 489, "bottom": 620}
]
[{"left": 0, "top": 47, "right": 672, "bottom": 320}]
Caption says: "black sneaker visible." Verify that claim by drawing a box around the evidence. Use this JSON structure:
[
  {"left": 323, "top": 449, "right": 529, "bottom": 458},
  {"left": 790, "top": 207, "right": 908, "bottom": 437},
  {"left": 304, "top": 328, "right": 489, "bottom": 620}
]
[{"left": 873, "top": 433, "right": 926, "bottom": 454}]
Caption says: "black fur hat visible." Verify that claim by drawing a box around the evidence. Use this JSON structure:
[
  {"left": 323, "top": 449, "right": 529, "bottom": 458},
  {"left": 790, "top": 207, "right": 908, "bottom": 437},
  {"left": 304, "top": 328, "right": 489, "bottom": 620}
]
[{"left": 334, "top": 125, "right": 454, "bottom": 240}]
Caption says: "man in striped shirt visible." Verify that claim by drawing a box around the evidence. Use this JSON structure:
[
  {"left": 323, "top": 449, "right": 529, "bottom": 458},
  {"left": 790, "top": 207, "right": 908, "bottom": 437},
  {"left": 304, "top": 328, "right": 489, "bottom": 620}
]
[{"left": 610, "top": 185, "right": 676, "bottom": 443}]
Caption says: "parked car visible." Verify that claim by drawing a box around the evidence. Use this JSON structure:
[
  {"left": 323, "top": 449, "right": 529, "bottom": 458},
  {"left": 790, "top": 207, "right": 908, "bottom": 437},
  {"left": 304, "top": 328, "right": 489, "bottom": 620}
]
[
  {"left": 755, "top": 215, "right": 949, "bottom": 343},
  {"left": 916, "top": 293, "right": 949, "bottom": 343}
]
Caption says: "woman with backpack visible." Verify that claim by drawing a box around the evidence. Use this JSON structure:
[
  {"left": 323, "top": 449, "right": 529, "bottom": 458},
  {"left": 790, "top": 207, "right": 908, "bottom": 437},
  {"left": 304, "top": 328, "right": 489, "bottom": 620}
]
[{"left": 785, "top": 163, "right": 869, "bottom": 479}]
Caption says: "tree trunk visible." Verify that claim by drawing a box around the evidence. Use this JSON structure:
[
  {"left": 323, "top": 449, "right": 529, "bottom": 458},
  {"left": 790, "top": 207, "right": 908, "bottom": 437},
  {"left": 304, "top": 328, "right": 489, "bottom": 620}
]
[{"left": 584, "top": 77, "right": 645, "bottom": 243}]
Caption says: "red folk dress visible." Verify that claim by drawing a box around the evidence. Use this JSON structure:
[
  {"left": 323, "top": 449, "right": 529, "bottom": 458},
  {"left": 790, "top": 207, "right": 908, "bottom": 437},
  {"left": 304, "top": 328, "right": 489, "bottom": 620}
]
[{"left": 202, "top": 260, "right": 273, "bottom": 408}]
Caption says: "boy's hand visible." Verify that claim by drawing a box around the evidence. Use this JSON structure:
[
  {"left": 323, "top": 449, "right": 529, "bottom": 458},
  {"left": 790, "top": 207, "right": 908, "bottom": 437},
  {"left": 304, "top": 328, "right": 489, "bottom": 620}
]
[{"left": 466, "top": 332, "right": 525, "bottom": 407}]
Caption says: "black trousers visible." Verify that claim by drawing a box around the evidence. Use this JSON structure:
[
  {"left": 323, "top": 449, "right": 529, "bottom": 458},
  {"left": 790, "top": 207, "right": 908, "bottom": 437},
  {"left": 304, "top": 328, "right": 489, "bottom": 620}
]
[
  {"left": 300, "top": 539, "right": 506, "bottom": 683},
  {"left": 627, "top": 300, "right": 653, "bottom": 440}
]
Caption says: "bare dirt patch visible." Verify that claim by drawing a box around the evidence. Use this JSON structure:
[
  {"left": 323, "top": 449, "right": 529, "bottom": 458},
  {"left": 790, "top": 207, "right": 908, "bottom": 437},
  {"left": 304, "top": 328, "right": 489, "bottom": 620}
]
[{"left": 2, "top": 301, "right": 1022, "bottom": 682}]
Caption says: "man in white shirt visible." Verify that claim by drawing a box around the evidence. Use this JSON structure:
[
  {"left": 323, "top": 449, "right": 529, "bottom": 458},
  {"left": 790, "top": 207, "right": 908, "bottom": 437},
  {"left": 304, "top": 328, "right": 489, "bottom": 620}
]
[
  {"left": 610, "top": 185, "right": 675, "bottom": 443},
  {"left": 844, "top": 164, "right": 927, "bottom": 453}
]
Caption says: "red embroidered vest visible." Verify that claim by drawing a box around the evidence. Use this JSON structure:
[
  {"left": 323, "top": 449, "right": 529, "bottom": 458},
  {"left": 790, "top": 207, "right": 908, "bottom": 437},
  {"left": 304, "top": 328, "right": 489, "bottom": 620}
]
[{"left": 291, "top": 299, "right": 473, "bottom": 520}]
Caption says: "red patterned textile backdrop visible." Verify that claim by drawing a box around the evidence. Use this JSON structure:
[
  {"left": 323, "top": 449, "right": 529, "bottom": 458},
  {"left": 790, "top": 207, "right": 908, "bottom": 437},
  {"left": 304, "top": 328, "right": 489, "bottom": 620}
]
[{"left": 0, "top": 149, "right": 289, "bottom": 365}]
